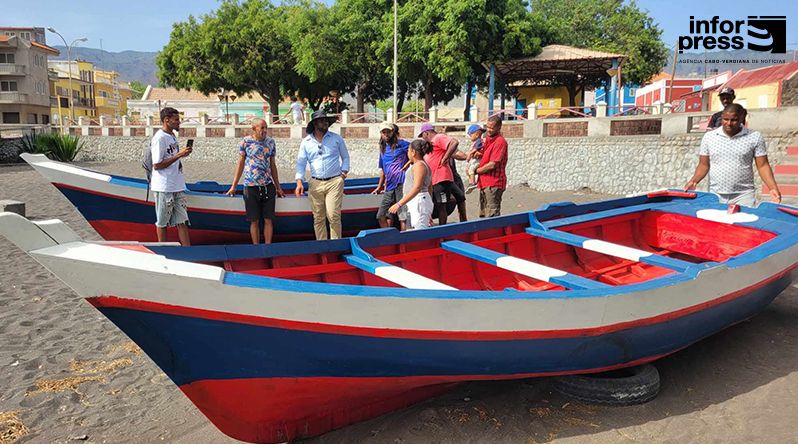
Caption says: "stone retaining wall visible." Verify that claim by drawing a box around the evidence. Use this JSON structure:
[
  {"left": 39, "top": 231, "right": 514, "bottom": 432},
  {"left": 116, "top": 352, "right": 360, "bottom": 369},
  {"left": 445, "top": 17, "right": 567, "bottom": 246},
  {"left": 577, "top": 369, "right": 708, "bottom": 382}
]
[{"left": 74, "top": 131, "right": 797, "bottom": 195}]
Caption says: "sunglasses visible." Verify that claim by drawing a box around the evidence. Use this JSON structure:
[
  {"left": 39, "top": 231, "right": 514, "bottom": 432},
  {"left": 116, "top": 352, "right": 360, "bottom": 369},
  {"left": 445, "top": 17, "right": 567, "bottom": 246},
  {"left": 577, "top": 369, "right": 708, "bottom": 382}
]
[{"left": 317, "top": 144, "right": 323, "bottom": 155}]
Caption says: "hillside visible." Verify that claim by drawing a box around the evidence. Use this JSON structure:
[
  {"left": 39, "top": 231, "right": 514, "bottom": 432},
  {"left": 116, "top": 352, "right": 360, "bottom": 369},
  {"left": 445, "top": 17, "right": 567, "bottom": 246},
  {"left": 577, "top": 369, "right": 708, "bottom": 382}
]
[
  {"left": 50, "top": 46, "right": 158, "bottom": 84},
  {"left": 47, "top": 46, "right": 797, "bottom": 86}
]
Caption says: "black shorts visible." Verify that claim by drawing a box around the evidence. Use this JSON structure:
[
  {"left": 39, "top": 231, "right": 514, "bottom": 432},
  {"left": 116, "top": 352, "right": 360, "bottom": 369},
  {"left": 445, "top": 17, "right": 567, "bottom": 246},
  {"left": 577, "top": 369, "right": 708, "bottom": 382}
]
[
  {"left": 432, "top": 180, "right": 466, "bottom": 205},
  {"left": 243, "top": 184, "right": 276, "bottom": 222}
]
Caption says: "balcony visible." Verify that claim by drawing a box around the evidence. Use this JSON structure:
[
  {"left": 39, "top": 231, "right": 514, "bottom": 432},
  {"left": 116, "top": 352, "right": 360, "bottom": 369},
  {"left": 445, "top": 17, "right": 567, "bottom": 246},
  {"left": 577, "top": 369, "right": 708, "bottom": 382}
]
[
  {"left": 0, "top": 92, "right": 29, "bottom": 103},
  {"left": 96, "top": 96, "right": 120, "bottom": 108},
  {"left": 0, "top": 65, "right": 26, "bottom": 76}
]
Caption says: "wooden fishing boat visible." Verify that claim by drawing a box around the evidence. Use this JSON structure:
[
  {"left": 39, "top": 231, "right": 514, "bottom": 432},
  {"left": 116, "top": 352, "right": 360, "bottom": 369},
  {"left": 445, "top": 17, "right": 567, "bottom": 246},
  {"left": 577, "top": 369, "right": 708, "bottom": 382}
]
[
  {"left": 2, "top": 190, "right": 797, "bottom": 443},
  {"left": 21, "top": 153, "right": 381, "bottom": 243}
]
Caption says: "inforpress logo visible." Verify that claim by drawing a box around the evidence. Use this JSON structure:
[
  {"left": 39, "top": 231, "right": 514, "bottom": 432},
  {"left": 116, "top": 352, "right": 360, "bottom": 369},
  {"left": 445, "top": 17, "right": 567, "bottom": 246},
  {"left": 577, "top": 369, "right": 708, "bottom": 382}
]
[{"left": 678, "top": 16, "right": 787, "bottom": 53}]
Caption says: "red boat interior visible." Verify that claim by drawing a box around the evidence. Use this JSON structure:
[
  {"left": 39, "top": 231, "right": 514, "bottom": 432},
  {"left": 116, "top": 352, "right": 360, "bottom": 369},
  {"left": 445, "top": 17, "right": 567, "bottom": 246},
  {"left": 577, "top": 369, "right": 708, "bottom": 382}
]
[{"left": 214, "top": 210, "right": 776, "bottom": 292}]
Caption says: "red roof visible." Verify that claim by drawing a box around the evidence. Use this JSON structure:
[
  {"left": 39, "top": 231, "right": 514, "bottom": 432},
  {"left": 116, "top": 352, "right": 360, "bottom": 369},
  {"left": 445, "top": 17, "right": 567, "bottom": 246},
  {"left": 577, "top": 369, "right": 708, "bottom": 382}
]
[
  {"left": 724, "top": 62, "right": 798, "bottom": 90},
  {"left": 31, "top": 41, "right": 60, "bottom": 55},
  {"left": 0, "top": 36, "right": 10, "bottom": 43}
]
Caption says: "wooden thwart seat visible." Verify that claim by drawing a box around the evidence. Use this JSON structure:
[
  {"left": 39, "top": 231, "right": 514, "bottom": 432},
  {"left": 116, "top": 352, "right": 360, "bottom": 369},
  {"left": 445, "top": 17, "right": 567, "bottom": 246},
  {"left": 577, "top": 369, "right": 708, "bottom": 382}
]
[
  {"left": 440, "top": 240, "right": 610, "bottom": 290},
  {"left": 344, "top": 254, "right": 456, "bottom": 290},
  {"left": 525, "top": 228, "right": 693, "bottom": 273}
]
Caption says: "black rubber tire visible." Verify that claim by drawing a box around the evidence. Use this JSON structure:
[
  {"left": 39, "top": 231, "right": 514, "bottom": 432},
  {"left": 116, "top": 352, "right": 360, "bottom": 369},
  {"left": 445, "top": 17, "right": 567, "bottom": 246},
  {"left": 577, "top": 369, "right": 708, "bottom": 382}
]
[{"left": 551, "top": 364, "right": 660, "bottom": 406}]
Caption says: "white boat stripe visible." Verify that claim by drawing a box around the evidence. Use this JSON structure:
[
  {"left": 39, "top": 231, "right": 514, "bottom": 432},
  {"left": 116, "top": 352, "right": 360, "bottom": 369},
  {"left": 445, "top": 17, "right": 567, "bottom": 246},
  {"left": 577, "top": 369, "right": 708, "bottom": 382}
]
[
  {"left": 374, "top": 266, "right": 456, "bottom": 290},
  {"left": 495, "top": 256, "right": 567, "bottom": 282},
  {"left": 36, "top": 242, "right": 224, "bottom": 281},
  {"left": 581, "top": 239, "right": 652, "bottom": 262},
  {"left": 696, "top": 209, "right": 759, "bottom": 224},
  {"left": 29, "top": 156, "right": 111, "bottom": 182}
]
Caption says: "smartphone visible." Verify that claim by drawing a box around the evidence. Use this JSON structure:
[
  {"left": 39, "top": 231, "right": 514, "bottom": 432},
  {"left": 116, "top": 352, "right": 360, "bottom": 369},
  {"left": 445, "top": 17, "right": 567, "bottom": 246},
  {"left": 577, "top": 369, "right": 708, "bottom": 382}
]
[{"left": 187, "top": 139, "right": 194, "bottom": 148}]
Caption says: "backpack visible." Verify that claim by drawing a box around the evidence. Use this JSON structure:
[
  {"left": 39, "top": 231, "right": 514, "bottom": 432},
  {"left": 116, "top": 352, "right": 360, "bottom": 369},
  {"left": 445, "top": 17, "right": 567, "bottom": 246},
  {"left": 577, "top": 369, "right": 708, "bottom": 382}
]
[
  {"left": 142, "top": 137, "right": 153, "bottom": 201},
  {"left": 142, "top": 137, "right": 153, "bottom": 183}
]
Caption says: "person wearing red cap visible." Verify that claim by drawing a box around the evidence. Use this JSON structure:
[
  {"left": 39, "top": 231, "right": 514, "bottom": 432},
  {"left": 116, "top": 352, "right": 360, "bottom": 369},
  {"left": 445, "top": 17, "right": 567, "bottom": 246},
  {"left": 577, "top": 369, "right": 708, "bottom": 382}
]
[{"left": 707, "top": 87, "right": 736, "bottom": 130}]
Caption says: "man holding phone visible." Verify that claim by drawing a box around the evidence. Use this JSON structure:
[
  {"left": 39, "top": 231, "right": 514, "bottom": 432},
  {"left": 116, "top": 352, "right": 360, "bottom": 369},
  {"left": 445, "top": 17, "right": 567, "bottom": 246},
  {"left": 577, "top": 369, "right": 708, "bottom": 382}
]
[{"left": 150, "top": 107, "right": 192, "bottom": 245}]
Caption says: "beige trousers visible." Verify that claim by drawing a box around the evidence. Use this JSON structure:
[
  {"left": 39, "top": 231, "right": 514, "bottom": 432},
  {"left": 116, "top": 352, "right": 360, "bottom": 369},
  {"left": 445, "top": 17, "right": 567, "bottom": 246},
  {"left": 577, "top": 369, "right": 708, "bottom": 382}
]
[{"left": 309, "top": 176, "right": 344, "bottom": 240}]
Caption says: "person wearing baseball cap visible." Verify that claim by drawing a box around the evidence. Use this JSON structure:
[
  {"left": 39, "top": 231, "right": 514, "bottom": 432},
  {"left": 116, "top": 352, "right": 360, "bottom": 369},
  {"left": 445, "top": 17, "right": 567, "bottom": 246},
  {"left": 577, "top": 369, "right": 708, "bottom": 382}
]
[
  {"left": 707, "top": 87, "right": 736, "bottom": 130},
  {"left": 372, "top": 122, "right": 410, "bottom": 230},
  {"left": 295, "top": 110, "right": 350, "bottom": 240},
  {"left": 418, "top": 123, "right": 468, "bottom": 225}
]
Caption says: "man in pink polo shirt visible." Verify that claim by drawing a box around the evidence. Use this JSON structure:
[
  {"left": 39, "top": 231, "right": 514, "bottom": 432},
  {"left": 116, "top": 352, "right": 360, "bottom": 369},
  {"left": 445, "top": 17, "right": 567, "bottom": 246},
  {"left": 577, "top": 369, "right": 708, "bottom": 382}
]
[
  {"left": 476, "top": 115, "right": 508, "bottom": 217},
  {"left": 418, "top": 123, "right": 467, "bottom": 225}
]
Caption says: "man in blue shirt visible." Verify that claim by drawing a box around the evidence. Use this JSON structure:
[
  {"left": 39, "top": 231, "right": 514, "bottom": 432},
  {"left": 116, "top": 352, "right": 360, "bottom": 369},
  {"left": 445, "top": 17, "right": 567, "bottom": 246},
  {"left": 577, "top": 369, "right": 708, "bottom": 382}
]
[
  {"left": 295, "top": 110, "right": 351, "bottom": 240},
  {"left": 372, "top": 122, "right": 410, "bottom": 230}
]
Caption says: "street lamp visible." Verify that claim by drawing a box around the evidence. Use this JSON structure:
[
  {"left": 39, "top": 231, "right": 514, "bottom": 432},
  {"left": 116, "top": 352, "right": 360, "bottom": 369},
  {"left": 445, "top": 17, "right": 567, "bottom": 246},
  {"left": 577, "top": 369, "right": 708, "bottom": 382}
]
[
  {"left": 47, "top": 28, "right": 87, "bottom": 122},
  {"left": 218, "top": 89, "right": 237, "bottom": 120},
  {"left": 392, "top": 0, "right": 398, "bottom": 123}
]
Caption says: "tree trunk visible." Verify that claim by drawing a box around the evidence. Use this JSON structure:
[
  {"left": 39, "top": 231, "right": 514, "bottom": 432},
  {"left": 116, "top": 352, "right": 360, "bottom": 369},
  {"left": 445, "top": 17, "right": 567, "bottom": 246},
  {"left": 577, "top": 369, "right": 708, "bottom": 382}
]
[
  {"left": 356, "top": 82, "right": 366, "bottom": 114},
  {"left": 565, "top": 80, "right": 577, "bottom": 108},
  {"left": 463, "top": 80, "right": 472, "bottom": 121},
  {"left": 263, "top": 86, "right": 281, "bottom": 124},
  {"left": 424, "top": 76, "right": 433, "bottom": 112},
  {"left": 396, "top": 85, "right": 406, "bottom": 116}
]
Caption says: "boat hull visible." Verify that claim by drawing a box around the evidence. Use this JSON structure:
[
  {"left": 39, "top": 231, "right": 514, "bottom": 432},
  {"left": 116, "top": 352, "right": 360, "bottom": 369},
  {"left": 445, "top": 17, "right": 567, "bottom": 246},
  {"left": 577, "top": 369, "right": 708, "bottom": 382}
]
[
  {"left": 87, "top": 265, "right": 796, "bottom": 443},
  {"left": 55, "top": 183, "right": 379, "bottom": 243}
]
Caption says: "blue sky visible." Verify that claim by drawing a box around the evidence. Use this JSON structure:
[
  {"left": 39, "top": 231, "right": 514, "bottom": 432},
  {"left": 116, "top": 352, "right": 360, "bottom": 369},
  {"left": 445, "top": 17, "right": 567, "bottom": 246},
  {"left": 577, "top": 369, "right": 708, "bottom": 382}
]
[{"left": 3, "top": 0, "right": 796, "bottom": 52}]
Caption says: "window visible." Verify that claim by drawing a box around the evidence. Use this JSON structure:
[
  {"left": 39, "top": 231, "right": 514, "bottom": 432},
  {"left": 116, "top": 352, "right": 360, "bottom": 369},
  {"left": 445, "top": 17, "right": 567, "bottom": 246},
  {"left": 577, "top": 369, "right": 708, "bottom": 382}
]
[
  {"left": 4, "top": 32, "right": 16, "bottom": 37},
  {"left": 42, "top": 114, "right": 50, "bottom": 124},
  {"left": 0, "top": 81, "right": 18, "bottom": 92},
  {"left": 20, "top": 32, "right": 31, "bottom": 41},
  {"left": 2, "top": 112, "right": 21, "bottom": 124},
  {"left": 0, "top": 53, "right": 15, "bottom": 64}
]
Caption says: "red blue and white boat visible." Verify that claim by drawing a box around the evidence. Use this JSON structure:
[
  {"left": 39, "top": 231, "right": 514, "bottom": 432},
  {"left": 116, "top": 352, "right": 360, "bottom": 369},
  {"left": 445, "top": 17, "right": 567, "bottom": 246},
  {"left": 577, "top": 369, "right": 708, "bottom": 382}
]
[
  {"left": 2, "top": 190, "right": 798, "bottom": 443},
  {"left": 21, "top": 153, "right": 381, "bottom": 244}
]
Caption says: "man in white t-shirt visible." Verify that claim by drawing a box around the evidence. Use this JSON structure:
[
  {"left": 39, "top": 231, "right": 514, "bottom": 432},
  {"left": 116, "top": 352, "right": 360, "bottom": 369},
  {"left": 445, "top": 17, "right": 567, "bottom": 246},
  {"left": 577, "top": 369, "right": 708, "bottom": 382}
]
[
  {"left": 284, "top": 96, "right": 305, "bottom": 125},
  {"left": 150, "top": 107, "right": 193, "bottom": 245},
  {"left": 685, "top": 104, "right": 781, "bottom": 207}
]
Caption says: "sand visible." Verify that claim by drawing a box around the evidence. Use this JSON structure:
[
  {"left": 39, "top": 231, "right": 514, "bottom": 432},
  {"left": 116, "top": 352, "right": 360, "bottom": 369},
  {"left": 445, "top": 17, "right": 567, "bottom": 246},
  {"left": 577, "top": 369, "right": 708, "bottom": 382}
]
[{"left": 1, "top": 160, "right": 797, "bottom": 443}]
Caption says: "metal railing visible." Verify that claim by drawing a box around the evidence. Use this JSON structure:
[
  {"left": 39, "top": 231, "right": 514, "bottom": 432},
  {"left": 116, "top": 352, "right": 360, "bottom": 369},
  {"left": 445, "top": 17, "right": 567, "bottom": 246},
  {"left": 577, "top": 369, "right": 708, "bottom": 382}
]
[
  {"left": 396, "top": 111, "right": 428, "bottom": 123},
  {"left": 487, "top": 108, "right": 529, "bottom": 121},
  {"left": 537, "top": 107, "right": 591, "bottom": 119}
]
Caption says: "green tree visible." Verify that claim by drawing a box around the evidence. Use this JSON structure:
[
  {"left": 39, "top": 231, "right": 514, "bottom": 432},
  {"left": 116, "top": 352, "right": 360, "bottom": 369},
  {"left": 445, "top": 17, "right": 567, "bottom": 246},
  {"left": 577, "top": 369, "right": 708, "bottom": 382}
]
[
  {"left": 128, "top": 81, "right": 147, "bottom": 100},
  {"left": 156, "top": 0, "right": 296, "bottom": 118},
  {"left": 283, "top": 0, "right": 358, "bottom": 111},
  {"left": 330, "top": 0, "right": 394, "bottom": 114},
  {"left": 531, "top": 0, "right": 667, "bottom": 106}
]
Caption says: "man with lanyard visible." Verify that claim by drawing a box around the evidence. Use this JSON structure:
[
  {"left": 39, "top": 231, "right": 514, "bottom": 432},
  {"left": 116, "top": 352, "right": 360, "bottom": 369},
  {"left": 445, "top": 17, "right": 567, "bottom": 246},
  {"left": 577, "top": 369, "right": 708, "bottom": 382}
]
[
  {"left": 226, "top": 118, "right": 284, "bottom": 244},
  {"left": 295, "top": 110, "right": 351, "bottom": 240},
  {"left": 372, "top": 122, "right": 410, "bottom": 230},
  {"left": 685, "top": 103, "right": 781, "bottom": 207},
  {"left": 476, "top": 115, "right": 508, "bottom": 217},
  {"left": 150, "top": 107, "right": 192, "bottom": 245},
  {"left": 418, "top": 123, "right": 467, "bottom": 225},
  {"left": 707, "top": 87, "right": 736, "bottom": 130}
]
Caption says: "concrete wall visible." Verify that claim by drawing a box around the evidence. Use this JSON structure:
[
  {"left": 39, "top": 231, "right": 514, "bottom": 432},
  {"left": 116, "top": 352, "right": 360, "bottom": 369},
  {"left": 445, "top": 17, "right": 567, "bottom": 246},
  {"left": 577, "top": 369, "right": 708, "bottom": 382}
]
[{"left": 74, "top": 130, "right": 797, "bottom": 195}]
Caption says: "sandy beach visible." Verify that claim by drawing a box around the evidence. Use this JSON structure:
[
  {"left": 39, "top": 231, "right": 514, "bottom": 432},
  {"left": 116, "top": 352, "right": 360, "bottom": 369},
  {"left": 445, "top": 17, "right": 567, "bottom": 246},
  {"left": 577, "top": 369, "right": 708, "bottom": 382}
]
[{"left": 1, "top": 160, "right": 797, "bottom": 443}]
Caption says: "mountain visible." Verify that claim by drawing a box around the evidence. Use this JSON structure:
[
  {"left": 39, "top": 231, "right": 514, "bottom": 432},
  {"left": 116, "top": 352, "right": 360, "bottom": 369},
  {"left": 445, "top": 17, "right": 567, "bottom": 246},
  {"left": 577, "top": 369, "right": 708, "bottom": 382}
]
[
  {"left": 47, "top": 46, "right": 796, "bottom": 87},
  {"left": 663, "top": 48, "right": 797, "bottom": 78},
  {"left": 50, "top": 46, "right": 158, "bottom": 84}
]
